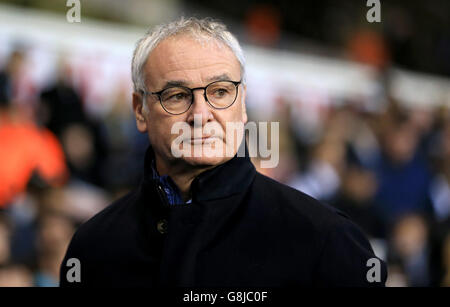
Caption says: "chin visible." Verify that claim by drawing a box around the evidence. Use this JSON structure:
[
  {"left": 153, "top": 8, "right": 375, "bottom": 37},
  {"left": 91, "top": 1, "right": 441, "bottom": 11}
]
[{"left": 182, "top": 153, "right": 231, "bottom": 167}]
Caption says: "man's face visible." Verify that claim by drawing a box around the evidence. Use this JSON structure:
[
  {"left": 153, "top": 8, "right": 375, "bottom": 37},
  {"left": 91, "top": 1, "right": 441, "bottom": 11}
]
[{"left": 133, "top": 34, "right": 247, "bottom": 169}]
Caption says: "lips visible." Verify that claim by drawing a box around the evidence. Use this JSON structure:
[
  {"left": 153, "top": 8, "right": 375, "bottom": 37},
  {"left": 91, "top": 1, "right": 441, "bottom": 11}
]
[{"left": 187, "top": 136, "right": 222, "bottom": 144}]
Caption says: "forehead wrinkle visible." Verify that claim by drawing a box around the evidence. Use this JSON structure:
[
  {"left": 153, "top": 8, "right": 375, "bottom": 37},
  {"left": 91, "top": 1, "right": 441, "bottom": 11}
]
[
  {"left": 145, "top": 35, "right": 240, "bottom": 88},
  {"left": 157, "top": 73, "right": 235, "bottom": 91},
  {"left": 150, "top": 64, "right": 238, "bottom": 89},
  {"left": 162, "top": 56, "right": 236, "bottom": 76}
]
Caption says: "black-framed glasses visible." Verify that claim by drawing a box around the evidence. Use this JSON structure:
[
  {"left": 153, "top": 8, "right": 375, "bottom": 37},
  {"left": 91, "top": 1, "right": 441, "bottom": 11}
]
[{"left": 142, "top": 80, "right": 242, "bottom": 115}]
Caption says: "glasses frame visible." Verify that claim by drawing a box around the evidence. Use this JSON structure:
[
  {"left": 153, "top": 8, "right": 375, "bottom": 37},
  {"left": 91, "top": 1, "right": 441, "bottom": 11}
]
[{"left": 142, "top": 80, "right": 242, "bottom": 115}]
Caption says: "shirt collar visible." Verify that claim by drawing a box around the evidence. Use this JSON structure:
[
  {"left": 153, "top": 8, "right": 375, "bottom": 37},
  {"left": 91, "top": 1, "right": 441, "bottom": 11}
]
[
  {"left": 150, "top": 159, "right": 186, "bottom": 205},
  {"left": 142, "top": 140, "right": 256, "bottom": 204}
]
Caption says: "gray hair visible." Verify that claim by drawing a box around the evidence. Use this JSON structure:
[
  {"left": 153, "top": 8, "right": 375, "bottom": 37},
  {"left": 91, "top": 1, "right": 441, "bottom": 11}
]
[{"left": 131, "top": 17, "right": 246, "bottom": 93}]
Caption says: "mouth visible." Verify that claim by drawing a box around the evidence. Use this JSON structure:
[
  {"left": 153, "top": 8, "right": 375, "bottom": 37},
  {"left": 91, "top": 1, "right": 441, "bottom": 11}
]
[{"left": 187, "top": 136, "right": 222, "bottom": 145}]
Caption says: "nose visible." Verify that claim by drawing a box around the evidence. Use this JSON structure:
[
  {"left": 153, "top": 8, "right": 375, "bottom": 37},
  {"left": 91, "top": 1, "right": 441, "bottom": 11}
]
[{"left": 186, "top": 89, "right": 213, "bottom": 127}]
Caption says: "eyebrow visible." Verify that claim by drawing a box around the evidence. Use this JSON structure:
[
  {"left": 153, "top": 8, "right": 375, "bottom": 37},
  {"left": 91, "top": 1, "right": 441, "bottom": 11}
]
[
  {"left": 206, "top": 74, "right": 232, "bottom": 82},
  {"left": 159, "top": 74, "right": 234, "bottom": 90},
  {"left": 160, "top": 80, "right": 189, "bottom": 89}
]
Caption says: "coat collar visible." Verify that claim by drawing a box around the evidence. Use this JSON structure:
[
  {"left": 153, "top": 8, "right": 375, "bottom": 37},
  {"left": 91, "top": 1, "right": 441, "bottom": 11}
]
[{"left": 141, "top": 140, "right": 256, "bottom": 204}]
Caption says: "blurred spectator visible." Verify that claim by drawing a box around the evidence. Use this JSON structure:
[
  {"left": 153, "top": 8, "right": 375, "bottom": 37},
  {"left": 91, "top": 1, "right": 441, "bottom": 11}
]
[
  {"left": 0, "top": 48, "right": 37, "bottom": 121},
  {"left": 98, "top": 83, "right": 142, "bottom": 191},
  {"left": 39, "top": 57, "right": 86, "bottom": 137},
  {"left": 288, "top": 107, "right": 349, "bottom": 201},
  {"left": 244, "top": 4, "right": 281, "bottom": 47},
  {"left": 332, "top": 162, "right": 386, "bottom": 239},
  {"left": 0, "top": 212, "right": 12, "bottom": 266},
  {"left": 347, "top": 27, "right": 390, "bottom": 71},
  {"left": 0, "top": 59, "right": 13, "bottom": 105},
  {"left": 39, "top": 57, "right": 110, "bottom": 187},
  {"left": 0, "top": 263, "right": 33, "bottom": 287},
  {"left": 372, "top": 104, "right": 434, "bottom": 224},
  {"left": 34, "top": 211, "right": 75, "bottom": 287},
  {"left": 386, "top": 265, "right": 408, "bottom": 287},
  {"left": 34, "top": 184, "right": 109, "bottom": 223},
  {"left": 0, "top": 52, "right": 68, "bottom": 209},
  {"left": 428, "top": 117, "right": 450, "bottom": 221},
  {"left": 440, "top": 231, "right": 450, "bottom": 286},
  {"left": 0, "top": 49, "right": 29, "bottom": 102},
  {"left": 288, "top": 138, "right": 343, "bottom": 201},
  {"left": 388, "top": 213, "right": 431, "bottom": 286}
]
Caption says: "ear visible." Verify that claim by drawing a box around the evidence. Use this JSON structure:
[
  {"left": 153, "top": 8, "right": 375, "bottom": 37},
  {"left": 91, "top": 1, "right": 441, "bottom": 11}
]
[
  {"left": 241, "top": 84, "right": 248, "bottom": 124},
  {"left": 132, "top": 92, "right": 148, "bottom": 133}
]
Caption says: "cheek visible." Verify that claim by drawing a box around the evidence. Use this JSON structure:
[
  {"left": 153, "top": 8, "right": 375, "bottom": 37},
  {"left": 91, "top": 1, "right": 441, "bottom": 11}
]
[
  {"left": 219, "top": 93, "right": 246, "bottom": 120},
  {"left": 228, "top": 100, "right": 246, "bottom": 124},
  {"left": 218, "top": 104, "right": 246, "bottom": 146},
  {"left": 216, "top": 101, "right": 245, "bottom": 132},
  {"left": 147, "top": 114, "right": 176, "bottom": 146}
]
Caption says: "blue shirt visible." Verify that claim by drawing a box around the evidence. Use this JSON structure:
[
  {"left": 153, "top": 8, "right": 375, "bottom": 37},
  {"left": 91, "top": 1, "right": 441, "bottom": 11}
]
[{"left": 151, "top": 160, "right": 191, "bottom": 205}]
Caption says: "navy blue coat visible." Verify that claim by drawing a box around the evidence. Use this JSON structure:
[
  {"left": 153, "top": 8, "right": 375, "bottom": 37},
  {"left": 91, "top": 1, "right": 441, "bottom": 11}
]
[{"left": 60, "top": 146, "right": 387, "bottom": 287}]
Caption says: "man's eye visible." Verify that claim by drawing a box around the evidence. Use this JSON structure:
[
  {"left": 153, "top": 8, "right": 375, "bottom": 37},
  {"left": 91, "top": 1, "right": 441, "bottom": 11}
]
[
  {"left": 213, "top": 89, "right": 228, "bottom": 97},
  {"left": 175, "top": 93, "right": 187, "bottom": 99},
  {"left": 167, "top": 93, "right": 188, "bottom": 101}
]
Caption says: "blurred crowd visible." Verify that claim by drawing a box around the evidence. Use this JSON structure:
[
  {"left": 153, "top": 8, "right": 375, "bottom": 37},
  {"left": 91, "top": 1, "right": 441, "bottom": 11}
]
[
  {"left": 0, "top": 41, "right": 449, "bottom": 287},
  {"left": 0, "top": 48, "right": 144, "bottom": 286},
  {"left": 253, "top": 92, "right": 450, "bottom": 287}
]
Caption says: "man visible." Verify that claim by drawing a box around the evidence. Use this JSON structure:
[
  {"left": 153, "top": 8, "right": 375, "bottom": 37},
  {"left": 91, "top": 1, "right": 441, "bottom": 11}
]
[{"left": 60, "top": 17, "right": 387, "bottom": 287}]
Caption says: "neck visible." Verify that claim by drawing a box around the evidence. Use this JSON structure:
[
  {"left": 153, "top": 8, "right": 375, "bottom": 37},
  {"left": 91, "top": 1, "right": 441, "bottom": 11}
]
[{"left": 155, "top": 154, "right": 215, "bottom": 202}]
